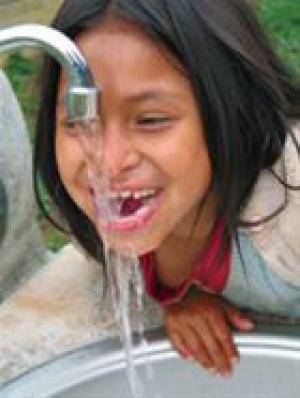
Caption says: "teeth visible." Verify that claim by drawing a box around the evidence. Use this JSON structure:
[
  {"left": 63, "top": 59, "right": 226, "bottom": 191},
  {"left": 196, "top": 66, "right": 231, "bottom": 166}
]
[
  {"left": 120, "top": 191, "right": 132, "bottom": 200},
  {"left": 107, "top": 189, "right": 156, "bottom": 200},
  {"left": 133, "top": 189, "right": 156, "bottom": 199},
  {"left": 133, "top": 191, "right": 142, "bottom": 200},
  {"left": 107, "top": 192, "right": 118, "bottom": 200}
]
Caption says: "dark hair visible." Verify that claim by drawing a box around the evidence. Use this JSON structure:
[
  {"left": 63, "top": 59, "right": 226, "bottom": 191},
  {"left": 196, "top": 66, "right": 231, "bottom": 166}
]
[{"left": 34, "top": 0, "right": 300, "bottom": 264}]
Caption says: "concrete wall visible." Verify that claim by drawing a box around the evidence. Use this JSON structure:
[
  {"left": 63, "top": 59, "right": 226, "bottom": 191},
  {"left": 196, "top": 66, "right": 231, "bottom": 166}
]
[{"left": 0, "top": 70, "right": 46, "bottom": 300}]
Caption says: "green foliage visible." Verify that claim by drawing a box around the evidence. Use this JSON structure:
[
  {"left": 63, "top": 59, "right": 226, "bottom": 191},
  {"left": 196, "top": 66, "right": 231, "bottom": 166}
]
[
  {"left": 36, "top": 176, "right": 69, "bottom": 252},
  {"left": 3, "top": 51, "right": 41, "bottom": 136},
  {"left": 3, "top": 51, "right": 38, "bottom": 90},
  {"left": 258, "top": 0, "right": 300, "bottom": 76},
  {"left": 40, "top": 219, "right": 68, "bottom": 252}
]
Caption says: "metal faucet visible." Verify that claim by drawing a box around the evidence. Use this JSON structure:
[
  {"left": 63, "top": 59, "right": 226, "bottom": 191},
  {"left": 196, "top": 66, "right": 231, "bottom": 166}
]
[{"left": 0, "top": 24, "right": 98, "bottom": 122}]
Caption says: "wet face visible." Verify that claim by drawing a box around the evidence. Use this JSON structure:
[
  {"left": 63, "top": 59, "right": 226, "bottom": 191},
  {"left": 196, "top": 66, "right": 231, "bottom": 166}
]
[{"left": 56, "top": 18, "right": 214, "bottom": 255}]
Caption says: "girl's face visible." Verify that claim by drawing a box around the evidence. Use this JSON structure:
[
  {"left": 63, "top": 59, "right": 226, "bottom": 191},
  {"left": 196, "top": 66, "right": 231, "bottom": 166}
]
[{"left": 56, "top": 18, "right": 215, "bottom": 255}]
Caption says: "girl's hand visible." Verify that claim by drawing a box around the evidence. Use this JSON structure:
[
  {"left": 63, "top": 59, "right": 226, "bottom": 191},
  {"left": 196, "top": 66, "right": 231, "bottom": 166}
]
[{"left": 163, "top": 291, "right": 254, "bottom": 376}]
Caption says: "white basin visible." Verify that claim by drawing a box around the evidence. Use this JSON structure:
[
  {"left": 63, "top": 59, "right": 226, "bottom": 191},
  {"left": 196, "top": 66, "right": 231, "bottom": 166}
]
[{"left": 1, "top": 325, "right": 300, "bottom": 397}]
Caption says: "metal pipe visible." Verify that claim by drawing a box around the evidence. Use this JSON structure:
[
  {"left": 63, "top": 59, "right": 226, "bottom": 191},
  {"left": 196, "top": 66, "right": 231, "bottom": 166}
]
[{"left": 0, "top": 24, "right": 98, "bottom": 121}]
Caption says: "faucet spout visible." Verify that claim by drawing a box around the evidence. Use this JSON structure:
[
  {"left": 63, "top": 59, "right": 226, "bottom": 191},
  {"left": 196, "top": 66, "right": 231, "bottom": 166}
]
[{"left": 0, "top": 24, "right": 98, "bottom": 121}]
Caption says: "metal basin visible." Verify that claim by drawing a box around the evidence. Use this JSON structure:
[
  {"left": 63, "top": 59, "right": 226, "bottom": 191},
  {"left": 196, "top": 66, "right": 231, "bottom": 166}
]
[{"left": 1, "top": 325, "right": 300, "bottom": 397}]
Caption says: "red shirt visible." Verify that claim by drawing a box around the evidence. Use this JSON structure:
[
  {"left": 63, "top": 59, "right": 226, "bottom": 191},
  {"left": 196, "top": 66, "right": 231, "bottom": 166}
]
[{"left": 140, "top": 219, "right": 231, "bottom": 306}]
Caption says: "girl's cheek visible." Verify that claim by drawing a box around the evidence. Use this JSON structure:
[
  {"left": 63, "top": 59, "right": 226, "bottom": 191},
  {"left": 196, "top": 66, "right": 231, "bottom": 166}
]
[{"left": 56, "top": 132, "right": 80, "bottom": 176}]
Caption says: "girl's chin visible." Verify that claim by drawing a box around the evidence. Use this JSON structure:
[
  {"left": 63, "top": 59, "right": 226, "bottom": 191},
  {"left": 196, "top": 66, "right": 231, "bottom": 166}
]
[
  {"left": 84, "top": 210, "right": 160, "bottom": 255},
  {"left": 101, "top": 233, "right": 161, "bottom": 257}
]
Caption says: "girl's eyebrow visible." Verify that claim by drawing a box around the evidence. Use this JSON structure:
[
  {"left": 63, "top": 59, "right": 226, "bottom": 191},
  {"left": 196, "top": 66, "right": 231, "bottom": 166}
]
[
  {"left": 125, "top": 89, "right": 185, "bottom": 104},
  {"left": 57, "top": 89, "right": 185, "bottom": 109}
]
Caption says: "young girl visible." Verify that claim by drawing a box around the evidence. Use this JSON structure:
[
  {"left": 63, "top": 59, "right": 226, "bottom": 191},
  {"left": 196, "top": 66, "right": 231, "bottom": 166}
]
[{"left": 35, "top": 0, "right": 300, "bottom": 378}]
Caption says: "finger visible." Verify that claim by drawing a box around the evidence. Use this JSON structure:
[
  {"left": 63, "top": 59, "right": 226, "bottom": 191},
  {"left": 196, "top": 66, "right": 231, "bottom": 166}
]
[
  {"left": 179, "top": 325, "right": 215, "bottom": 372},
  {"left": 168, "top": 331, "right": 194, "bottom": 360},
  {"left": 222, "top": 303, "right": 254, "bottom": 331},
  {"left": 189, "top": 315, "right": 232, "bottom": 376},
  {"left": 207, "top": 311, "right": 240, "bottom": 368}
]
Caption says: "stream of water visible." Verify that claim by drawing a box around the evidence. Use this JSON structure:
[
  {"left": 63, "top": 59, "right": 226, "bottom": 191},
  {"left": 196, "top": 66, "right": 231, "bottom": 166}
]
[
  {"left": 75, "top": 120, "right": 161, "bottom": 398},
  {"left": 104, "top": 248, "right": 146, "bottom": 398}
]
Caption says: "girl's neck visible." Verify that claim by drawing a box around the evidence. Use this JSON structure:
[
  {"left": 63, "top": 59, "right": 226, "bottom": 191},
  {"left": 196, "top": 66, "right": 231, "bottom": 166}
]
[{"left": 154, "top": 192, "right": 219, "bottom": 289}]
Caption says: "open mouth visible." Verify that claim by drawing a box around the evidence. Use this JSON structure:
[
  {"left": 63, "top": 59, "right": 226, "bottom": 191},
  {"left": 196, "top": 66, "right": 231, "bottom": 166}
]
[
  {"left": 92, "top": 188, "right": 163, "bottom": 232},
  {"left": 111, "top": 191, "right": 155, "bottom": 216}
]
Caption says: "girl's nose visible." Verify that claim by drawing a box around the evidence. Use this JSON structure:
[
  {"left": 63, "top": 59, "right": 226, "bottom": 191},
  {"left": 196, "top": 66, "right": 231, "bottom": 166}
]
[{"left": 99, "top": 125, "right": 141, "bottom": 179}]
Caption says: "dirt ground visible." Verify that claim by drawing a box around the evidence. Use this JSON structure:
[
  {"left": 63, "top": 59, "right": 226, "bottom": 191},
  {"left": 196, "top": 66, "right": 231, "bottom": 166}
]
[{"left": 0, "top": 0, "right": 62, "bottom": 27}]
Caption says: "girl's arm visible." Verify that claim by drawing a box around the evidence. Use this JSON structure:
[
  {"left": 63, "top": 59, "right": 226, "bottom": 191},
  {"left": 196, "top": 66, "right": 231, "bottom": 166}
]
[{"left": 163, "top": 288, "right": 254, "bottom": 376}]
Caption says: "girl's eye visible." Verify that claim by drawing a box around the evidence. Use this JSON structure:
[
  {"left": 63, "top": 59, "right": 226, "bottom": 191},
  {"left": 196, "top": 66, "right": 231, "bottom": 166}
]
[
  {"left": 65, "top": 120, "right": 76, "bottom": 129},
  {"left": 62, "top": 119, "right": 84, "bottom": 135},
  {"left": 61, "top": 118, "right": 77, "bottom": 131},
  {"left": 136, "top": 115, "right": 172, "bottom": 130},
  {"left": 61, "top": 117, "right": 100, "bottom": 137}
]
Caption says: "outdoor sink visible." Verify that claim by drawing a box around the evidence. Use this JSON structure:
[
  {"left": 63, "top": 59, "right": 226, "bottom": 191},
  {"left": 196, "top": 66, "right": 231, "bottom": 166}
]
[{"left": 1, "top": 325, "right": 300, "bottom": 397}]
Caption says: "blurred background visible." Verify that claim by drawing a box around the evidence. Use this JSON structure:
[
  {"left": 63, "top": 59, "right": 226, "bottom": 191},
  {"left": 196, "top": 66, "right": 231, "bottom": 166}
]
[
  {"left": 0, "top": 0, "right": 299, "bottom": 252},
  {"left": 0, "top": 0, "right": 66, "bottom": 252}
]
